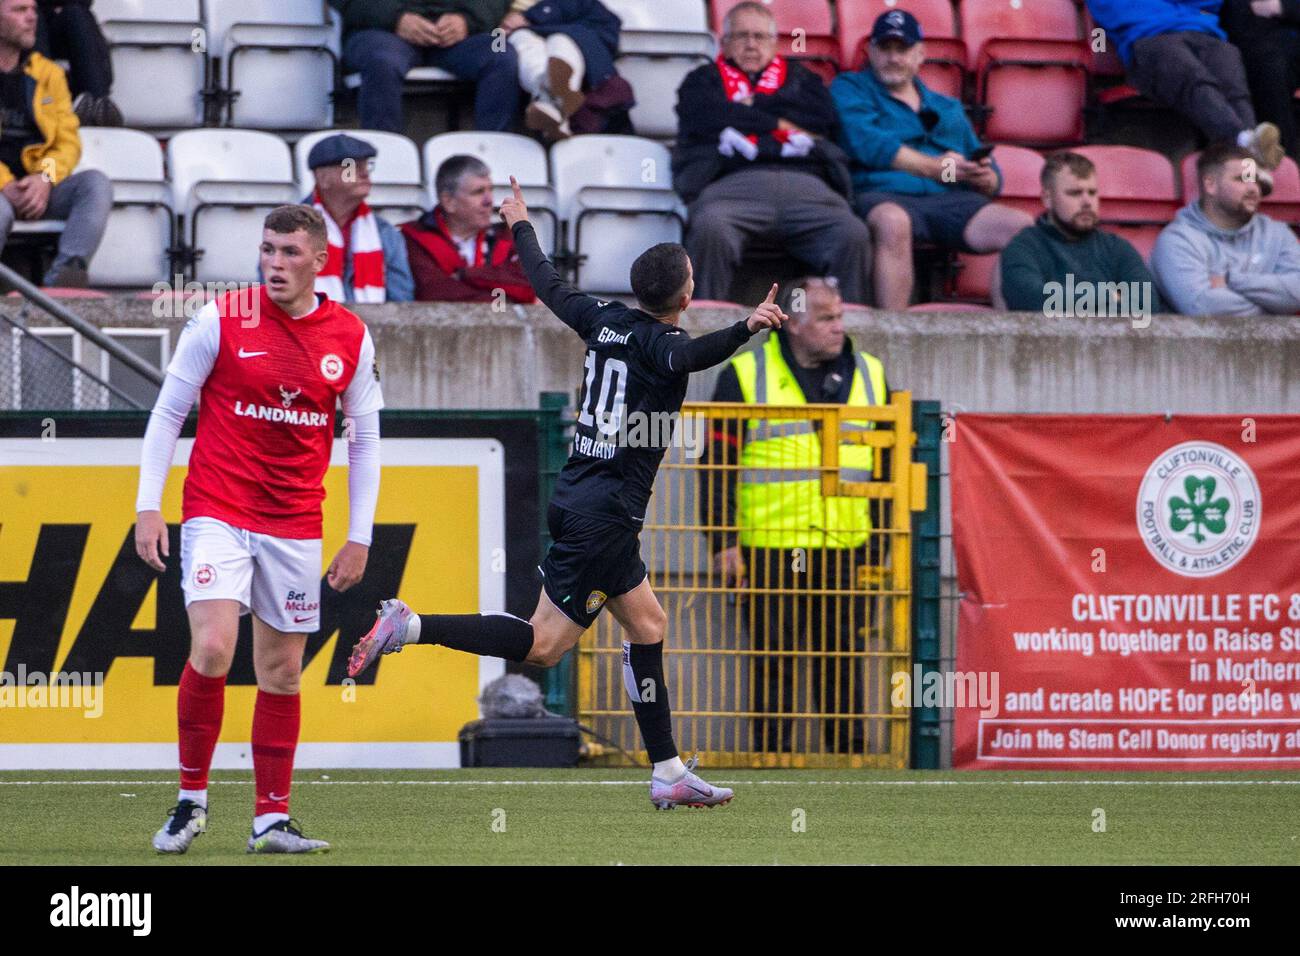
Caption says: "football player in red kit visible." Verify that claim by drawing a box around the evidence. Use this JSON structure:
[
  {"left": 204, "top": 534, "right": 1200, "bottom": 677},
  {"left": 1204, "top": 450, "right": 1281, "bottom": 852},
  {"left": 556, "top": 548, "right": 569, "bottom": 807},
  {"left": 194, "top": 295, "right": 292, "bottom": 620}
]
[{"left": 134, "top": 205, "right": 384, "bottom": 854}]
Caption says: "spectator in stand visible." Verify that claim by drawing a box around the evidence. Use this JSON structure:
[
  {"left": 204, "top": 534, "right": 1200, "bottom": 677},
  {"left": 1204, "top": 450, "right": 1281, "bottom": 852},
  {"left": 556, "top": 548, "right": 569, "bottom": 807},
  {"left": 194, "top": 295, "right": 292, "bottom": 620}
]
[
  {"left": 1087, "top": 0, "right": 1285, "bottom": 175},
  {"left": 498, "top": 0, "right": 633, "bottom": 142},
  {"left": 1221, "top": 0, "right": 1300, "bottom": 161},
  {"left": 0, "top": 0, "right": 110, "bottom": 287},
  {"left": 301, "top": 134, "right": 414, "bottom": 304},
  {"left": 672, "top": 1, "right": 871, "bottom": 304},
  {"left": 998, "top": 152, "right": 1165, "bottom": 314},
  {"left": 831, "top": 11, "right": 1032, "bottom": 310},
  {"left": 401, "top": 154, "right": 535, "bottom": 302},
  {"left": 331, "top": 1, "right": 519, "bottom": 133},
  {"left": 36, "top": 1, "right": 121, "bottom": 126},
  {"left": 1151, "top": 142, "right": 1300, "bottom": 315}
]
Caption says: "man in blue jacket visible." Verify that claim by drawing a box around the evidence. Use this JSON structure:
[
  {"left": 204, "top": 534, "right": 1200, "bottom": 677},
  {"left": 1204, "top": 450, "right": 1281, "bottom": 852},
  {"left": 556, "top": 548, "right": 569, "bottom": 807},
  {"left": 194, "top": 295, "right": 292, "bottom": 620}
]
[
  {"left": 830, "top": 11, "right": 1032, "bottom": 309},
  {"left": 1087, "top": 0, "right": 1285, "bottom": 171}
]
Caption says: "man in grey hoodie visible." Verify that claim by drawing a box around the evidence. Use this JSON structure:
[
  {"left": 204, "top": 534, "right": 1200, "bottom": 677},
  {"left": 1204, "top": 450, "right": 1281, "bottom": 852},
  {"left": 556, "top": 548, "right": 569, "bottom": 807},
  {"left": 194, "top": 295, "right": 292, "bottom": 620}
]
[{"left": 1151, "top": 142, "right": 1300, "bottom": 316}]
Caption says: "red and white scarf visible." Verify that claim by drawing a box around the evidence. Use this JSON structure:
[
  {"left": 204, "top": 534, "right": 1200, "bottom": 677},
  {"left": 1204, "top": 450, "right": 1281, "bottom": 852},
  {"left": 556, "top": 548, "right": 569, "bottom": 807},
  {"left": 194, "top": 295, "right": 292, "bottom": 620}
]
[
  {"left": 716, "top": 52, "right": 787, "bottom": 102},
  {"left": 313, "top": 191, "right": 386, "bottom": 304}
]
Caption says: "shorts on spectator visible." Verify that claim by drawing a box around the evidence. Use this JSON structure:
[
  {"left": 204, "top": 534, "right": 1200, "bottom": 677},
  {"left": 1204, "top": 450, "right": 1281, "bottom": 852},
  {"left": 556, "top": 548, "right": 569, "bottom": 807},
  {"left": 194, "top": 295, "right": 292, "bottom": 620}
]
[{"left": 855, "top": 189, "right": 991, "bottom": 251}]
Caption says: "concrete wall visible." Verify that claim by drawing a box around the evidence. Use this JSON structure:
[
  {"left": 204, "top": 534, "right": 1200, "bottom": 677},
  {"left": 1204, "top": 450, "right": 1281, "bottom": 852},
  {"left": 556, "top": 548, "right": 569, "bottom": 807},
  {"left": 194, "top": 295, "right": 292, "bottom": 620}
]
[{"left": 42, "top": 298, "right": 1300, "bottom": 414}]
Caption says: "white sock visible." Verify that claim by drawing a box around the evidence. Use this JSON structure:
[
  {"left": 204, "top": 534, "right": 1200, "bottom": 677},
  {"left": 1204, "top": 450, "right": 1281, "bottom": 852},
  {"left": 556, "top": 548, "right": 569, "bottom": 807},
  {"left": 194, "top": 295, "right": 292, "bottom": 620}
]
[
  {"left": 403, "top": 613, "right": 421, "bottom": 645},
  {"left": 178, "top": 788, "right": 207, "bottom": 808},
  {"left": 253, "top": 811, "right": 289, "bottom": 834},
  {"left": 653, "top": 756, "right": 687, "bottom": 782}
]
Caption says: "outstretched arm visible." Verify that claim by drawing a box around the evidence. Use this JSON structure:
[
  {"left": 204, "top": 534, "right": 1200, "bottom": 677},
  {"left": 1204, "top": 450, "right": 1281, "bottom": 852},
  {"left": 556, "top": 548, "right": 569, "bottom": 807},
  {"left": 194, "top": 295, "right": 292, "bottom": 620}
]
[
  {"left": 502, "top": 176, "right": 605, "bottom": 338},
  {"left": 649, "top": 283, "right": 788, "bottom": 375}
]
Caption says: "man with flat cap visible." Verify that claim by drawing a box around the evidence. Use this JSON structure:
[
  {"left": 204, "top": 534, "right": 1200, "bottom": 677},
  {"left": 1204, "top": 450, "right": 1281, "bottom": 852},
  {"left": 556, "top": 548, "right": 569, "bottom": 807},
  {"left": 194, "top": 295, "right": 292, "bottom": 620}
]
[{"left": 301, "top": 133, "right": 414, "bottom": 304}]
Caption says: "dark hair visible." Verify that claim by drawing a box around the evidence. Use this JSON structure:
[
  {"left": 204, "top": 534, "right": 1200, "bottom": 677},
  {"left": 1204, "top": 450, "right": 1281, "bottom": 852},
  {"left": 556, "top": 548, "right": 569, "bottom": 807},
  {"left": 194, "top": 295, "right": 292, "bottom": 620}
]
[
  {"left": 1197, "top": 142, "right": 1255, "bottom": 187},
  {"left": 263, "top": 204, "right": 327, "bottom": 250},
  {"left": 630, "top": 243, "right": 691, "bottom": 315},
  {"left": 435, "top": 154, "right": 491, "bottom": 199},
  {"left": 1041, "top": 151, "right": 1096, "bottom": 188}
]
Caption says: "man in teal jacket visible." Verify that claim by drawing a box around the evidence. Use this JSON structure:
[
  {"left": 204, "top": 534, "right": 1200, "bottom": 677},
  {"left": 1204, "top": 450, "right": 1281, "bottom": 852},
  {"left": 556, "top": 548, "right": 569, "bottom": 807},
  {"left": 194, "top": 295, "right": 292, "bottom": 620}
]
[
  {"left": 331, "top": 0, "right": 519, "bottom": 132},
  {"left": 998, "top": 152, "right": 1165, "bottom": 318},
  {"left": 830, "top": 11, "right": 1031, "bottom": 309}
]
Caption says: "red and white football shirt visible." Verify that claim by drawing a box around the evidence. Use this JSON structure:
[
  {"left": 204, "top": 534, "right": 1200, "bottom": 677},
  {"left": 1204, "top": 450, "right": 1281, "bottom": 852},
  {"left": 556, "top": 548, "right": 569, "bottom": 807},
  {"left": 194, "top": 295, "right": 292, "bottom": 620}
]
[{"left": 166, "top": 286, "right": 384, "bottom": 539}]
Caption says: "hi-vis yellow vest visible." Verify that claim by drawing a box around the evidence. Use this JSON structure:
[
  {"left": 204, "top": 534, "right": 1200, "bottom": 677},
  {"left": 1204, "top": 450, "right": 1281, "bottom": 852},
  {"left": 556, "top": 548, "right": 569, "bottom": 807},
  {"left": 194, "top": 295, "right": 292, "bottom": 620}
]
[{"left": 731, "top": 335, "right": 887, "bottom": 549}]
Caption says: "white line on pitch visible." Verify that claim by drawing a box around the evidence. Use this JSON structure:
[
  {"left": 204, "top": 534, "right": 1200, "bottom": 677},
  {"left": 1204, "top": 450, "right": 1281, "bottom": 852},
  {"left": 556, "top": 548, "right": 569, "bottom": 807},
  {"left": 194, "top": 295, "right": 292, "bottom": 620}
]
[{"left": 1, "top": 779, "right": 1299, "bottom": 786}]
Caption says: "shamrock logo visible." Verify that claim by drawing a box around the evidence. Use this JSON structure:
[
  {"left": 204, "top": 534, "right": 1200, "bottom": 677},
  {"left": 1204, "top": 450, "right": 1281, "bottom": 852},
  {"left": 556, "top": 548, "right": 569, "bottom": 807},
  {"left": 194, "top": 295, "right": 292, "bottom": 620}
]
[{"left": 1167, "top": 475, "right": 1230, "bottom": 544}]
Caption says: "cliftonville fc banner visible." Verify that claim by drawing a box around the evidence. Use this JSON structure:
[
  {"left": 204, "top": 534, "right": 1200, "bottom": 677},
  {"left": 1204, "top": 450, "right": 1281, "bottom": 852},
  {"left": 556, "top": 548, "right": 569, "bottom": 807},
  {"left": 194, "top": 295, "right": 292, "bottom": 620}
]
[
  {"left": 953, "top": 415, "right": 1300, "bottom": 770},
  {"left": 0, "top": 428, "right": 505, "bottom": 769}
]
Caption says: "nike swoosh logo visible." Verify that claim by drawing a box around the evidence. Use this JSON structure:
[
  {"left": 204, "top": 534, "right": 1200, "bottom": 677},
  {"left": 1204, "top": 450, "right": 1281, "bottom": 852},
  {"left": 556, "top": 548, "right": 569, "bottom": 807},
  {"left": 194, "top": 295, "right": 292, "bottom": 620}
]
[
  {"left": 294, "top": 615, "right": 316, "bottom": 623},
  {"left": 268, "top": 792, "right": 289, "bottom": 802},
  {"left": 238, "top": 348, "right": 267, "bottom": 358},
  {"left": 180, "top": 764, "right": 201, "bottom": 773}
]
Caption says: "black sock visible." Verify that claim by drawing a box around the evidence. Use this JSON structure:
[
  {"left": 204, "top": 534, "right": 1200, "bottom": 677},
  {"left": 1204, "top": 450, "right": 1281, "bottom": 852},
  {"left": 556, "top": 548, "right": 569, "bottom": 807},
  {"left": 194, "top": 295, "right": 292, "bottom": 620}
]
[
  {"left": 623, "top": 641, "right": 678, "bottom": 764},
  {"left": 417, "top": 613, "right": 534, "bottom": 663}
]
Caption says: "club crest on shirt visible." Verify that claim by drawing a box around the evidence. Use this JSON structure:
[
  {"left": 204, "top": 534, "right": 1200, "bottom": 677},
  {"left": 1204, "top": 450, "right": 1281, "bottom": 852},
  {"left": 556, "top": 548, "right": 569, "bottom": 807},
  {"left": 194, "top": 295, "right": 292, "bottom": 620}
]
[
  {"left": 320, "top": 353, "right": 344, "bottom": 381},
  {"left": 193, "top": 564, "right": 216, "bottom": 589},
  {"left": 585, "top": 590, "right": 607, "bottom": 614}
]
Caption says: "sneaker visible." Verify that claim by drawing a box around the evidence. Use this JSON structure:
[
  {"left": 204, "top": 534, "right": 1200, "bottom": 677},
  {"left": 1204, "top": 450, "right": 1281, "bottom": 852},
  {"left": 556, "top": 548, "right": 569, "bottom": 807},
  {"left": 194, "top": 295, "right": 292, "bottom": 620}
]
[
  {"left": 348, "top": 598, "right": 413, "bottom": 678},
  {"left": 1244, "top": 122, "right": 1285, "bottom": 170},
  {"left": 649, "top": 756, "right": 734, "bottom": 810},
  {"left": 44, "top": 257, "right": 89, "bottom": 289},
  {"left": 525, "top": 99, "right": 571, "bottom": 143},
  {"left": 546, "top": 57, "right": 586, "bottom": 118},
  {"left": 246, "top": 818, "right": 330, "bottom": 854},
  {"left": 151, "top": 799, "right": 207, "bottom": 854}
]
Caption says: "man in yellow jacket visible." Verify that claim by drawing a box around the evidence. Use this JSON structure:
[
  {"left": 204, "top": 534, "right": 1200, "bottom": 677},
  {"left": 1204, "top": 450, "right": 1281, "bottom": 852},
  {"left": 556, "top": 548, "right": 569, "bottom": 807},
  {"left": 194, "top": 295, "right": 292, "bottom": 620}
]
[
  {"left": 0, "top": 0, "right": 110, "bottom": 286},
  {"left": 704, "top": 276, "right": 889, "bottom": 755}
]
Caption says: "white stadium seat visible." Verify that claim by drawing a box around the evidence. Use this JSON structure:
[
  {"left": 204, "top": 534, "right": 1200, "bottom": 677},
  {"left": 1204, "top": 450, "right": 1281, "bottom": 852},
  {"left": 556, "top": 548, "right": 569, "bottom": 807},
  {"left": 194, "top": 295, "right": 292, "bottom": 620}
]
[
  {"left": 294, "top": 130, "right": 425, "bottom": 224},
  {"left": 76, "top": 127, "right": 173, "bottom": 287},
  {"left": 94, "top": 0, "right": 206, "bottom": 128},
  {"left": 602, "top": 0, "right": 714, "bottom": 140},
  {"left": 423, "top": 132, "right": 558, "bottom": 254},
  {"left": 167, "top": 129, "right": 299, "bottom": 283},
  {"left": 550, "top": 136, "right": 683, "bottom": 293},
  {"left": 205, "top": 0, "right": 335, "bottom": 129}
]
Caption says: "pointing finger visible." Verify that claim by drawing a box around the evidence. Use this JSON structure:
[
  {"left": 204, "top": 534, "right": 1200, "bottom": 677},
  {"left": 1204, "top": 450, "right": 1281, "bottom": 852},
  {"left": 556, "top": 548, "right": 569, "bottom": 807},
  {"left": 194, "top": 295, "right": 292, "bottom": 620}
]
[
  {"left": 762, "top": 282, "right": 778, "bottom": 305},
  {"left": 509, "top": 175, "right": 523, "bottom": 202}
]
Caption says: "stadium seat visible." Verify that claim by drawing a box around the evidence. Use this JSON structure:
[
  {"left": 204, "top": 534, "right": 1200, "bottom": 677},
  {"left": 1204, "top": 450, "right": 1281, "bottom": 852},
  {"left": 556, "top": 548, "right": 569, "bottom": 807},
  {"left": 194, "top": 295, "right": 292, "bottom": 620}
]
[
  {"left": 76, "top": 127, "right": 174, "bottom": 287},
  {"left": 94, "top": 0, "right": 206, "bottom": 128},
  {"left": 423, "top": 132, "right": 558, "bottom": 254},
  {"left": 601, "top": 0, "right": 715, "bottom": 138},
  {"left": 330, "top": 7, "right": 465, "bottom": 122},
  {"left": 294, "top": 130, "right": 425, "bottom": 224},
  {"left": 710, "top": 0, "right": 840, "bottom": 83},
  {"left": 166, "top": 130, "right": 299, "bottom": 283},
  {"left": 205, "top": 0, "right": 335, "bottom": 129},
  {"left": 990, "top": 144, "right": 1046, "bottom": 217},
  {"left": 1180, "top": 153, "right": 1300, "bottom": 225},
  {"left": 949, "top": 251, "right": 999, "bottom": 303},
  {"left": 962, "top": 0, "right": 1088, "bottom": 144},
  {"left": 550, "top": 135, "right": 683, "bottom": 292},
  {"left": 838, "top": 0, "right": 967, "bottom": 98},
  {"left": 1072, "top": 145, "right": 1178, "bottom": 262}
]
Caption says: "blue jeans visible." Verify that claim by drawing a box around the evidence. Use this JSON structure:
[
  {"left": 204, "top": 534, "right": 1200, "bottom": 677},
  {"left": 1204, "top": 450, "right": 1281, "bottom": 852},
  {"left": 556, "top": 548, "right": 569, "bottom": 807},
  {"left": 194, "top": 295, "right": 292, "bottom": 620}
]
[
  {"left": 343, "top": 29, "right": 520, "bottom": 132},
  {"left": 0, "top": 169, "right": 113, "bottom": 280}
]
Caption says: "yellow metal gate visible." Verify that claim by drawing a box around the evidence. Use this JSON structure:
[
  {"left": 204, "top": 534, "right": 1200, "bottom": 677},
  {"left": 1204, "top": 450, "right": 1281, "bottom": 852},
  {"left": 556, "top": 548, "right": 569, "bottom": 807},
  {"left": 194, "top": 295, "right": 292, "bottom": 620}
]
[{"left": 577, "top": 392, "right": 926, "bottom": 768}]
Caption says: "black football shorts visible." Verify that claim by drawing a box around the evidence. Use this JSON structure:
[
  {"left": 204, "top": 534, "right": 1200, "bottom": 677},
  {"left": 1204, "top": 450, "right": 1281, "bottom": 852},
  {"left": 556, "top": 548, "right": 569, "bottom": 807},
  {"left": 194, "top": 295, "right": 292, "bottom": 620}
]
[{"left": 540, "top": 503, "right": 647, "bottom": 628}]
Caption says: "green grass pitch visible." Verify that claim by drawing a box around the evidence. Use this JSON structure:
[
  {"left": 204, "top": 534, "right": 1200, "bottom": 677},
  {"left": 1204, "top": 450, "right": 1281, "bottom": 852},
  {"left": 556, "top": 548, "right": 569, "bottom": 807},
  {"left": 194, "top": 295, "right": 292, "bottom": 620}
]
[{"left": 3, "top": 769, "right": 1297, "bottom": 865}]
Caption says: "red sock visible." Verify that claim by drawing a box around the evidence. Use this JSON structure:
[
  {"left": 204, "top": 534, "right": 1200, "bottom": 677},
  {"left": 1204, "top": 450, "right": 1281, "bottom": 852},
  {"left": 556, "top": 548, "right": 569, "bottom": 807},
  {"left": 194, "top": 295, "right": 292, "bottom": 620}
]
[
  {"left": 252, "top": 689, "right": 300, "bottom": 817},
  {"left": 177, "top": 662, "right": 226, "bottom": 791}
]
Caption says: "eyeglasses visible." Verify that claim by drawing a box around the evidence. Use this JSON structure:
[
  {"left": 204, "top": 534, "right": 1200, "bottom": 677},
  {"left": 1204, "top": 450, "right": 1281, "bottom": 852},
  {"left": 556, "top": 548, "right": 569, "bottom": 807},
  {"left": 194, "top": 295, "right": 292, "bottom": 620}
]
[{"left": 724, "top": 30, "right": 777, "bottom": 43}]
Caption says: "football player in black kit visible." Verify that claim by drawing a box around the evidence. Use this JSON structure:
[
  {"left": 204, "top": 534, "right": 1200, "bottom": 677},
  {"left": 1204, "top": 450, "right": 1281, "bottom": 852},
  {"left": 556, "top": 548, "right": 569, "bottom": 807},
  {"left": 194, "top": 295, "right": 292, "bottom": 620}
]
[{"left": 349, "top": 178, "right": 787, "bottom": 808}]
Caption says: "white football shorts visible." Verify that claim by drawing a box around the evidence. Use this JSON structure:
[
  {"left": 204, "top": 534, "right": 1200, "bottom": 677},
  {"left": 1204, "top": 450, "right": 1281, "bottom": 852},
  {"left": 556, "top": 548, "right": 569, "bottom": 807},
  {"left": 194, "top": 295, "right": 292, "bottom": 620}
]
[{"left": 180, "top": 516, "right": 322, "bottom": 633}]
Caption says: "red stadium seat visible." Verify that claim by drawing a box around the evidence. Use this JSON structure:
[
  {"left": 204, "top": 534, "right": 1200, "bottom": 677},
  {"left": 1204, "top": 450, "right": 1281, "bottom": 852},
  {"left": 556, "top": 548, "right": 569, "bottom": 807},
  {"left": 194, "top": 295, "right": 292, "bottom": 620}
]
[
  {"left": 710, "top": 0, "right": 840, "bottom": 82},
  {"left": 949, "top": 251, "right": 999, "bottom": 302},
  {"left": 991, "top": 144, "right": 1046, "bottom": 217},
  {"left": 1180, "top": 152, "right": 1300, "bottom": 224},
  {"left": 963, "top": 0, "right": 1088, "bottom": 144},
  {"left": 838, "top": 0, "right": 967, "bottom": 98},
  {"left": 1071, "top": 145, "right": 1179, "bottom": 224}
]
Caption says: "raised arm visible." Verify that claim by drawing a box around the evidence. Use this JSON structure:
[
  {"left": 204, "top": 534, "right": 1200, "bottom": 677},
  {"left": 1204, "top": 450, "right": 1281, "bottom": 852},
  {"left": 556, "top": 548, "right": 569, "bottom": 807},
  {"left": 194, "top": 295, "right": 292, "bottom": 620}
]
[
  {"left": 501, "top": 176, "right": 605, "bottom": 338},
  {"left": 648, "top": 283, "right": 787, "bottom": 375}
]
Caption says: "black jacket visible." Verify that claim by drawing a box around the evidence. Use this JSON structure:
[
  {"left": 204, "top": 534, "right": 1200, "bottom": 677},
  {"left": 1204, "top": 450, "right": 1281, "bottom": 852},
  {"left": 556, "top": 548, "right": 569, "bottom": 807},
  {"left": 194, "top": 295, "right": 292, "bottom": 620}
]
[
  {"left": 1221, "top": 0, "right": 1300, "bottom": 43},
  {"left": 671, "top": 58, "right": 853, "bottom": 203}
]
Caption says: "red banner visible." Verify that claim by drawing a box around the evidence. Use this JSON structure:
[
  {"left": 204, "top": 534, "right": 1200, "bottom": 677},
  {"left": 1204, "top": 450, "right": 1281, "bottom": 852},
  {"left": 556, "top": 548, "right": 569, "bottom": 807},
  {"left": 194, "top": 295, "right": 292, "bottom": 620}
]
[{"left": 952, "top": 415, "right": 1300, "bottom": 770}]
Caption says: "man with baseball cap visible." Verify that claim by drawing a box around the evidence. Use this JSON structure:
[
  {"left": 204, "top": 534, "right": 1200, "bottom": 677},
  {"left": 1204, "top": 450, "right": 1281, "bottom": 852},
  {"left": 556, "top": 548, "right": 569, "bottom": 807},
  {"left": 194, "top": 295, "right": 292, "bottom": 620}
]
[
  {"left": 831, "top": 10, "right": 1032, "bottom": 309},
  {"left": 296, "top": 133, "right": 414, "bottom": 304}
]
